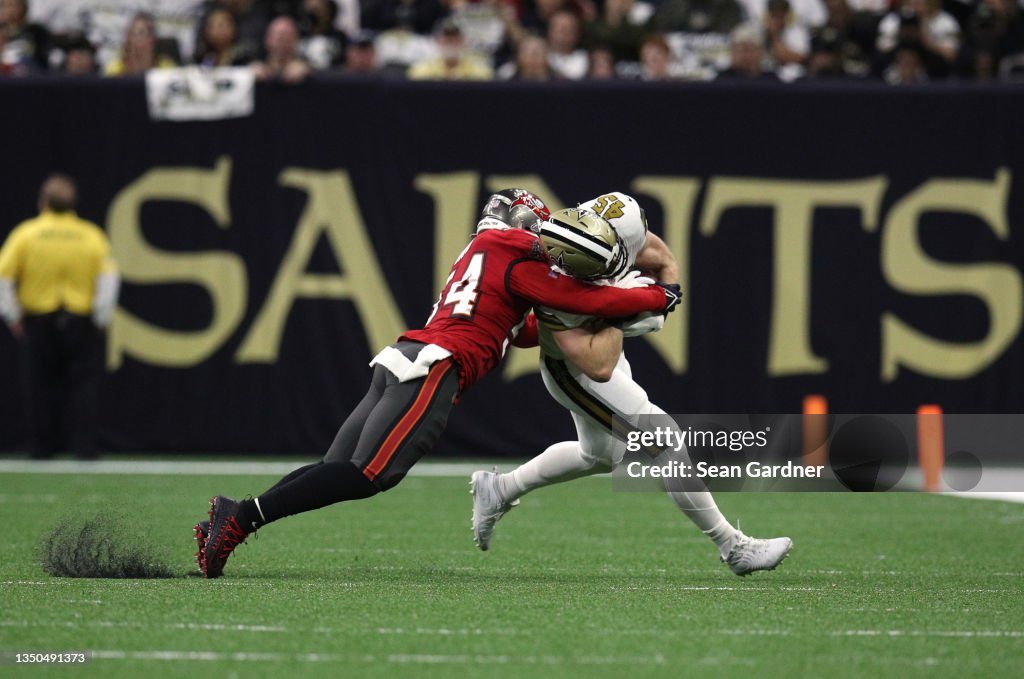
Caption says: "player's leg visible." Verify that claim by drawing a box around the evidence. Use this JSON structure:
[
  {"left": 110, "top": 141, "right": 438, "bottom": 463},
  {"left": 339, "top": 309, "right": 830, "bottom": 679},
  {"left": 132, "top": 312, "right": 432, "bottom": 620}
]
[
  {"left": 491, "top": 354, "right": 642, "bottom": 502},
  {"left": 191, "top": 378, "right": 381, "bottom": 551},
  {"left": 247, "top": 357, "right": 457, "bottom": 525},
  {"left": 256, "top": 363, "right": 390, "bottom": 495},
  {"left": 199, "top": 357, "right": 458, "bottom": 577},
  {"left": 485, "top": 354, "right": 739, "bottom": 555},
  {"left": 471, "top": 357, "right": 638, "bottom": 549}
]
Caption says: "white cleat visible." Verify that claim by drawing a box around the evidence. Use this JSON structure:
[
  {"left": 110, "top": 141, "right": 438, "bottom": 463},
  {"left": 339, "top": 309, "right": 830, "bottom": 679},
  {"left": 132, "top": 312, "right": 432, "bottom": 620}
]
[
  {"left": 723, "top": 533, "right": 793, "bottom": 576},
  {"left": 469, "top": 470, "right": 518, "bottom": 551}
]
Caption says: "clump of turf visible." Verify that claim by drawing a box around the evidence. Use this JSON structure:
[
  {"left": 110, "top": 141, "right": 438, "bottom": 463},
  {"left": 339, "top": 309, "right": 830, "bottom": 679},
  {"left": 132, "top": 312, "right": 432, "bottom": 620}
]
[{"left": 38, "top": 514, "right": 175, "bottom": 579}]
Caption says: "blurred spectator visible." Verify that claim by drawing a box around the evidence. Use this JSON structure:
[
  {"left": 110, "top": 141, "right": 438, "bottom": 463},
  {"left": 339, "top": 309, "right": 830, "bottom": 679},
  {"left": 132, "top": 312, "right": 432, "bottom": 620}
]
[
  {"left": 876, "top": 0, "right": 959, "bottom": 77},
  {"left": 516, "top": 0, "right": 570, "bottom": 36},
  {"left": 445, "top": 0, "right": 510, "bottom": 61},
  {"left": 28, "top": 2, "right": 202, "bottom": 70},
  {"left": 583, "top": 0, "right": 649, "bottom": 61},
  {"left": 637, "top": 33, "right": 675, "bottom": 79},
  {"left": 498, "top": 31, "right": 554, "bottom": 78},
  {"left": 61, "top": 33, "right": 98, "bottom": 75},
  {"left": 651, "top": 0, "right": 744, "bottom": 34},
  {"left": 1, "top": 0, "right": 51, "bottom": 73},
  {"left": 844, "top": 0, "right": 887, "bottom": 13},
  {"left": 0, "top": 174, "right": 119, "bottom": 460},
  {"left": 587, "top": 44, "right": 616, "bottom": 77},
  {"left": 0, "top": 23, "right": 8, "bottom": 74},
  {"left": 957, "top": 0, "right": 1024, "bottom": 79},
  {"left": 104, "top": 13, "right": 177, "bottom": 76},
  {"left": 764, "top": 0, "right": 809, "bottom": 80},
  {"left": 407, "top": 17, "right": 493, "bottom": 78},
  {"left": 197, "top": 0, "right": 269, "bottom": 62},
  {"left": 195, "top": 5, "right": 253, "bottom": 66},
  {"left": 739, "top": 0, "right": 826, "bottom": 29},
  {"left": 334, "top": 0, "right": 361, "bottom": 36},
  {"left": 884, "top": 38, "right": 928, "bottom": 82},
  {"left": 547, "top": 9, "right": 587, "bottom": 78},
  {"left": 362, "top": 0, "right": 449, "bottom": 34},
  {"left": 253, "top": 15, "right": 312, "bottom": 81},
  {"left": 716, "top": 21, "right": 780, "bottom": 78},
  {"left": 810, "top": 0, "right": 877, "bottom": 76},
  {"left": 371, "top": 0, "right": 448, "bottom": 69},
  {"left": 803, "top": 26, "right": 848, "bottom": 77},
  {"left": 299, "top": 0, "right": 348, "bottom": 69},
  {"left": 344, "top": 28, "right": 379, "bottom": 71}
]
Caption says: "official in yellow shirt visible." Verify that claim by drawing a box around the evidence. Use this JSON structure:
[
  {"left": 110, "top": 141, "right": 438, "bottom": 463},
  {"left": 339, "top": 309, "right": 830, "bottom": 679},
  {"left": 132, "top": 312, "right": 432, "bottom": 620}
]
[
  {"left": 407, "top": 19, "right": 494, "bottom": 81},
  {"left": 0, "top": 175, "right": 119, "bottom": 459}
]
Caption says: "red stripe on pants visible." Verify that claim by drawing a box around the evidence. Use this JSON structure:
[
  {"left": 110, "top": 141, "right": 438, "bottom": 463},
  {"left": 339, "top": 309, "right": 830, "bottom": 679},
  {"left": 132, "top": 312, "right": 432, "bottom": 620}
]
[{"left": 362, "top": 360, "right": 452, "bottom": 482}]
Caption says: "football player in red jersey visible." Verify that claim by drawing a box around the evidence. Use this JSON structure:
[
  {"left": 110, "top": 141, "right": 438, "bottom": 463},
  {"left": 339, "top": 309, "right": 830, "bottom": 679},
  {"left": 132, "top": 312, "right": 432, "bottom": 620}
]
[{"left": 196, "top": 189, "right": 682, "bottom": 578}]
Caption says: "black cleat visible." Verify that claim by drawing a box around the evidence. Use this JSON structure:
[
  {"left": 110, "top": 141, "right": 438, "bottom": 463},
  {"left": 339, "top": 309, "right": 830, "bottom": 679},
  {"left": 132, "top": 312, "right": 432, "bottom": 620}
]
[{"left": 202, "top": 497, "right": 248, "bottom": 579}]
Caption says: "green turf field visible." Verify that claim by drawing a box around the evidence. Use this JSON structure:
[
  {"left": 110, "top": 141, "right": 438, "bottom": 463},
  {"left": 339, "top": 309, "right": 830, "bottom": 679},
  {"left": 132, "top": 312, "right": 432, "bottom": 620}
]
[{"left": 2, "top": 467, "right": 1023, "bottom": 678}]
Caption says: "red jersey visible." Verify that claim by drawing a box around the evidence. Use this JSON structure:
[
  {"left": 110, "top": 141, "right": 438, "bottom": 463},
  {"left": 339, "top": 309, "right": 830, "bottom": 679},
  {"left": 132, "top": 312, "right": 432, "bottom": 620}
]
[{"left": 402, "top": 228, "right": 666, "bottom": 391}]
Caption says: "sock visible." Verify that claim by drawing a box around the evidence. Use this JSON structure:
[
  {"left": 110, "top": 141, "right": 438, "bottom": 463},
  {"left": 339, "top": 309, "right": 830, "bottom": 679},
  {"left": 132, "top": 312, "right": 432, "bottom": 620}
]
[
  {"left": 266, "top": 460, "right": 323, "bottom": 493},
  {"left": 497, "top": 441, "right": 602, "bottom": 502},
  {"left": 237, "top": 498, "right": 264, "bottom": 533},
  {"left": 249, "top": 461, "right": 379, "bottom": 527},
  {"left": 234, "top": 461, "right": 326, "bottom": 533},
  {"left": 666, "top": 490, "right": 739, "bottom": 558}
]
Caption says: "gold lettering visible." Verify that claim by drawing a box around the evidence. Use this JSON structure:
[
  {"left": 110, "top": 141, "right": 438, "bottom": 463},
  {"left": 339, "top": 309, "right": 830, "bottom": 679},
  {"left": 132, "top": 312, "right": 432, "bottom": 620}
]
[
  {"left": 236, "top": 169, "right": 405, "bottom": 362},
  {"left": 881, "top": 169, "right": 1020, "bottom": 380},
  {"left": 701, "top": 176, "right": 887, "bottom": 376},
  {"left": 414, "top": 172, "right": 480, "bottom": 299},
  {"left": 106, "top": 157, "right": 246, "bottom": 369}
]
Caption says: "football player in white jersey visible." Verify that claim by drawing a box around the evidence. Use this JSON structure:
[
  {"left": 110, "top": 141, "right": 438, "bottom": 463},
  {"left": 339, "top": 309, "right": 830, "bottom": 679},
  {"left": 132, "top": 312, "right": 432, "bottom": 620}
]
[{"left": 471, "top": 193, "right": 792, "bottom": 576}]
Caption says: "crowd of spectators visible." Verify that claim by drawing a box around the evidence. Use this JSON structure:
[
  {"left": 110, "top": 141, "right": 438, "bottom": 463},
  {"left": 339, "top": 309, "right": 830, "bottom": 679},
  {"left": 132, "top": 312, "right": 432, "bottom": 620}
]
[{"left": 1, "top": 0, "right": 1022, "bottom": 83}]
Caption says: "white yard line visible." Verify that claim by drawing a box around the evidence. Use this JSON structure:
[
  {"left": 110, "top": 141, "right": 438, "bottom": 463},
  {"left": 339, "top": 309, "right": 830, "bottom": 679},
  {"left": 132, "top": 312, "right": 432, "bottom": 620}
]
[
  {"left": 2, "top": 460, "right": 1023, "bottom": 502},
  {"left": 0, "top": 620, "right": 286, "bottom": 633},
  {"left": 834, "top": 630, "right": 1024, "bottom": 638},
  {"left": 87, "top": 650, "right": 668, "bottom": 665}
]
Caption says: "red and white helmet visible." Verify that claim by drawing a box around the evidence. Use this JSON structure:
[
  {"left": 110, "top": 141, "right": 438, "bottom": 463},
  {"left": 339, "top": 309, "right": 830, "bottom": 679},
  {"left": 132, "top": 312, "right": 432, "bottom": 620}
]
[{"left": 477, "top": 188, "right": 551, "bottom": 234}]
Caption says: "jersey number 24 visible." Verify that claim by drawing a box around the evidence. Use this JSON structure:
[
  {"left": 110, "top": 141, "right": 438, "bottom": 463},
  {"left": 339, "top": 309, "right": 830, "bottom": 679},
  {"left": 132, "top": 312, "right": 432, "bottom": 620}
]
[{"left": 429, "top": 251, "right": 486, "bottom": 321}]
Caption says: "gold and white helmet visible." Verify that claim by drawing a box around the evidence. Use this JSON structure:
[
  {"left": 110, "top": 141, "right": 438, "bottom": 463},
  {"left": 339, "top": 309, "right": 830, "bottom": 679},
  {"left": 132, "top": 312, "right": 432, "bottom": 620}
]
[
  {"left": 539, "top": 207, "right": 624, "bottom": 280},
  {"left": 579, "top": 192, "right": 648, "bottom": 280}
]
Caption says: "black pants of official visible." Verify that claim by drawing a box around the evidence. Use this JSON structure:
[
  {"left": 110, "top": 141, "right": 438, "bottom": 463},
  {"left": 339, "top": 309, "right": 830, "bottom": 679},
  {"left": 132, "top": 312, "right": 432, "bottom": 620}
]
[{"left": 21, "top": 312, "right": 102, "bottom": 459}]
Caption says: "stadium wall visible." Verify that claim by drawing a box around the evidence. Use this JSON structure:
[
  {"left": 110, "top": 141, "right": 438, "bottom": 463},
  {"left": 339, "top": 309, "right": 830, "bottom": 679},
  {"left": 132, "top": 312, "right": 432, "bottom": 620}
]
[{"left": 1, "top": 78, "right": 1023, "bottom": 456}]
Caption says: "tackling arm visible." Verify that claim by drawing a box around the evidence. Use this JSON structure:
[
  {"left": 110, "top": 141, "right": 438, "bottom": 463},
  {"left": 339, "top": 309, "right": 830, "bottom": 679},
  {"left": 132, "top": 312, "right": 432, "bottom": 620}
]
[
  {"left": 634, "top": 233, "right": 679, "bottom": 285},
  {"left": 552, "top": 324, "right": 623, "bottom": 382},
  {"left": 508, "top": 260, "right": 670, "bottom": 318}
]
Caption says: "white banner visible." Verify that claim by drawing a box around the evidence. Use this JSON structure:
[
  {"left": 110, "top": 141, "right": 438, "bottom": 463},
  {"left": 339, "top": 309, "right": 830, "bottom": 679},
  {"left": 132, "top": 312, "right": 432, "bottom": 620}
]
[{"left": 145, "top": 66, "right": 255, "bottom": 122}]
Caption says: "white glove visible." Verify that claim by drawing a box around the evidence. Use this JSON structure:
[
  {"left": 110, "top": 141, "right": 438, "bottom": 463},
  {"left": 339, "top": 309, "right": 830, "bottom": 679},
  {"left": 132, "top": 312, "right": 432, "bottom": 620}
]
[
  {"left": 612, "top": 270, "right": 655, "bottom": 290},
  {"left": 621, "top": 311, "right": 665, "bottom": 337}
]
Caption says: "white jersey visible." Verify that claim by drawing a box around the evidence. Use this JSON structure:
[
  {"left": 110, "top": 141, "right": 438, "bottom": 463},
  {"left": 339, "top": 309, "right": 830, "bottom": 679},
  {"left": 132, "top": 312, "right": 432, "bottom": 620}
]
[{"left": 536, "top": 192, "right": 650, "bottom": 359}]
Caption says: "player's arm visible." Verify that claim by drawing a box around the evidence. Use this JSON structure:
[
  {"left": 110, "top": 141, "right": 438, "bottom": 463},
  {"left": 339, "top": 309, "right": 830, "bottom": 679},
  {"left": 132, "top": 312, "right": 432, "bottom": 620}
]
[
  {"left": 552, "top": 323, "right": 622, "bottom": 382},
  {"left": 91, "top": 234, "right": 120, "bottom": 330},
  {"left": 634, "top": 233, "right": 679, "bottom": 285},
  {"left": 0, "top": 228, "right": 25, "bottom": 337},
  {"left": 508, "top": 259, "right": 675, "bottom": 318}
]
